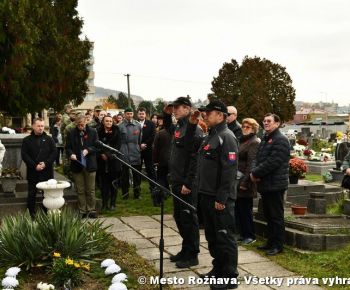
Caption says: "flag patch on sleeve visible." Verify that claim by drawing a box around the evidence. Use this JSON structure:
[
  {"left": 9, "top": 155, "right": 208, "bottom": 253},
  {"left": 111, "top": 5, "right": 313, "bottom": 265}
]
[{"left": 228, "top": 152, "right": 236, "bottom": 164}]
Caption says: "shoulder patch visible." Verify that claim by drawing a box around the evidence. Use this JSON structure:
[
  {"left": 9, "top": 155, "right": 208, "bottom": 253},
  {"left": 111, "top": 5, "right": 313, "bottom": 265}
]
[{"left": 228, "top": 152, "right": 237, "bottom": 164}]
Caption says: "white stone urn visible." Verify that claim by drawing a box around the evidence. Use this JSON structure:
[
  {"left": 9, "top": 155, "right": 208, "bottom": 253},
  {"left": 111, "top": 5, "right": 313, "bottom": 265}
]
[{"left": 36, "top": 179, "right": 70, "bottom": 212}]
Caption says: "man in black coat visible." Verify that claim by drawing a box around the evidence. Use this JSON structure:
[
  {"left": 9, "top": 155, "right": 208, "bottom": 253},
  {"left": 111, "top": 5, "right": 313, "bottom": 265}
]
[
  {"left": 164, "top": 97, "right": 203, "bottom": 269},
  {"left": 137, "top": 107, "right": 156, "bottom": 192},
  {"left": 66, "top": 115, "right": 99, "bottom": 218},
  {"left": 227, "top": 106, "right": 243, "bottom": 140},
  {"left": 21, "top": 118, "right": 57, "bottom": 218},
  {"left": 250, "top": 113, "right": 290, "bottom": 256}
]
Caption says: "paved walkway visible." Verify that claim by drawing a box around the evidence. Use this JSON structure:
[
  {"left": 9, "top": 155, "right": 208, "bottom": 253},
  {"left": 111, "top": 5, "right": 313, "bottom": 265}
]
[{"left": 101, "top": 215, "right": 323, "bottom": 290}]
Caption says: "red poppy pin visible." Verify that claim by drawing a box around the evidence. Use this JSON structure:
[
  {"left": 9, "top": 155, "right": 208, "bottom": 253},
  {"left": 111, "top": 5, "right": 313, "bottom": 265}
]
[
  {"left": 203, "top": 144, "right": 210, "bottom": 151},
  {"left": 133, "top": 130, "right": 139, "bottom": 135},
  {"left": 228, "top": 152, "right": 236, "bottom": 163},
  {"left": 143, "top": 124, "right": 147, "bottom": 128},
  {"left": 174, "top": 131, "right": 180, "bottom": 138},
  {"left": 268, "top": 139, "right": 273, "bottom": 144},
  {"left": 83, "top": 134, "right": 88, "bottom": 140}
]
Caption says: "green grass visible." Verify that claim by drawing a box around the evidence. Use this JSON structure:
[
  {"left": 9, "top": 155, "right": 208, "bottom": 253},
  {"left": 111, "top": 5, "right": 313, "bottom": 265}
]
[
  {"left": 304, "top": 174, "right": 323, "bottom": 182},
  {"left": 244, "top": 239, "right": 350, "bottom": 290},
  {"left": 101, "top": 181, "right": 174, "bottom": 217}
]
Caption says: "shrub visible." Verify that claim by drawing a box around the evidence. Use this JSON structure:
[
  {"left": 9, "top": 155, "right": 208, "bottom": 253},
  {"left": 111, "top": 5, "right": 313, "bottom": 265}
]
[{"left": 0, "top": 209, "right": 112, "bottom": 269}]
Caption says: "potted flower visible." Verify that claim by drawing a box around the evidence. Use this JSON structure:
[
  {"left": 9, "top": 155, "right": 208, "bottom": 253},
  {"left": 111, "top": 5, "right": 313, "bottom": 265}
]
[
  {"left": 289, "top": 157, "right": 308, "bottom": 184},
  {"left": 0, "top": 167, "right": 22, "bottom": 193}
]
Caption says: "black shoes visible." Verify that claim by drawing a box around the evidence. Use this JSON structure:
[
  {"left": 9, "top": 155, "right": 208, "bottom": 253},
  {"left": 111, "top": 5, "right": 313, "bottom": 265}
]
[
  {"left": 241, "top": 238, "right": 256, "bottom": 245},
  {"left": 199, "top": 268, "right": 219, "bottom": 278},
  {"left": 170, "top": 251, "right": 184, "bottom": 262},
  {"left": 257, "top": 244, "right": 272, "bottom": 250},
  {"left": 266, "top": 248, "right": 283, "bottom": 256},
  {"left": 175, "top": 256, "right": 199, "bottom": 268}
]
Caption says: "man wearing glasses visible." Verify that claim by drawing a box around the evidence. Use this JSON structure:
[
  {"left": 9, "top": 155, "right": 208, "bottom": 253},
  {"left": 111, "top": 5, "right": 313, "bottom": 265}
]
[
  {"left": 227, "top": 106, "right": 242, "bottom": 140},
  {"left": 250, "top": 113, "right": 290, "bottom": 256}
]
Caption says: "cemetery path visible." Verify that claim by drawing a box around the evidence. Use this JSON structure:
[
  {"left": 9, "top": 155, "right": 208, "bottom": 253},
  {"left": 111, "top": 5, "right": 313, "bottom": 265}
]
[{"left": 100, "top": 215, "right": 323, "bottom": 290}]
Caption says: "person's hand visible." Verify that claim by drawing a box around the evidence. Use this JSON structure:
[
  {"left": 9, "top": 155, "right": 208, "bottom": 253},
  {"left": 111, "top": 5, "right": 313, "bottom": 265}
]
[
  {"left": 39, "top": 162, "right": 46, "bottom": 169},
  {"left": 240, "top": 185, "right": 248, "bottom": 191},
  {"left": 163, "top": 103, "right": 174, "bottom": 115},
  {"left": 35, "top": 164, "right": 43, "bottom": 171},
  {"left": 140, "top": 143, "right": 147, "bottom": 150},
  {"left": 215, "top": 202, "right": 225, "bottom": 211},
  {"left": 70, "top": 154, "right": 77, "bottom": 161},
  {"left": 101, "top": 154, "right": 108, "bottom": 161},
  {"left": 250, "top": 173, "right": 260, "bottom": 182},
  {"left": 181, "top": 185, "right": 191, "bottom": 195},
  {"left": 82, "top": 149, "right": 88, "bottom": 156},
  {"left": 346, "top": 168, "right": 350, "bottom": 176},
  {"left": 189, "top": 110, "right": 200, "bottom": 125}
]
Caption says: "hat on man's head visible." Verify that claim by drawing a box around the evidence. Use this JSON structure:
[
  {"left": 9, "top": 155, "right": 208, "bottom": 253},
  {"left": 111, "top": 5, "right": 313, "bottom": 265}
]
[
  {"left": 124, "top": 107, "right": 133, "bottom": 113},
  {"left": 94, "top": 105, "right": 103, "bottom": 111},
  {"left": 172, "top": 97, "right": 192, "bottom": 107},
  {"left": 198, "top": 100, "right": 228, "bottom": 114}
]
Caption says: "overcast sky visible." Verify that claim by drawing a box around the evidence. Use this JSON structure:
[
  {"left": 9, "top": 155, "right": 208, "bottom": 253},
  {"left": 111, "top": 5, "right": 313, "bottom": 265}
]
[{"left": 77, "top": 0, "right": 350, "bottom": 105}]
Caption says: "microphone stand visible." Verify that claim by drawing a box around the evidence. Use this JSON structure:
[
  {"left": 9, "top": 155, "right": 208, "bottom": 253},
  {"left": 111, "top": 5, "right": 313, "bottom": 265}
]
[{"left": 96, "top": 141, "right": 196, "bottom": 289}]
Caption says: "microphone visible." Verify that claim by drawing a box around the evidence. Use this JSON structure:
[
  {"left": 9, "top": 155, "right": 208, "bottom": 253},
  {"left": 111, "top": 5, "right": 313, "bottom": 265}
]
[{"left": 95, "top": 140, "right": 124, "bottom": 156}]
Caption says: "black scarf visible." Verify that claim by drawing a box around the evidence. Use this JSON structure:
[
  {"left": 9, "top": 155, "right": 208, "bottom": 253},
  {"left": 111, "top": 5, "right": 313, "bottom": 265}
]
[{"left": 240, "top": 133, "right": 256, "bottom": 143}]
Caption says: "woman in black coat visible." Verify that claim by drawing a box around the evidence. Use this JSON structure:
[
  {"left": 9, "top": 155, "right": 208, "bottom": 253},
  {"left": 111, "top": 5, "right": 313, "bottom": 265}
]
[
  {"left": 97, "top": 115, "right": 121, "bottom": 210},
  {"left": 236, "top": 118, "right": 260, "bottom": 245}
]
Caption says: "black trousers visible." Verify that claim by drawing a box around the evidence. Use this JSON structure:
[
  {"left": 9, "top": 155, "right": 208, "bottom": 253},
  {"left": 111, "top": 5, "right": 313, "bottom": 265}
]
[
  {"left": 261, "top": 191, "right": 285, "bottom": 249},
  {"left": 121, "top": 164, "right": 142, "bottom": 198},
  {"left": 235, "top": 197, "right": 255, "bottom": 240},
  {"left": 172, "top": 184, "right": 199, "bottom": 258},
  {"left": 27, "top": 175, "right": 50, "bottom": 217},
  {"left": 200, "top": 195, "right": 238, "bottom": 278},
  {"left": 55, "top": 147, "right": 64, "bottom": 166},
  {"left": 156, "top": 166, "right": 169, "bottom": 190},
  {"left": 100, "top": 171, "right": 119, "bottom": 209},
  {"left": 141, "top": 150, "right": 156, "bottom": 190}
]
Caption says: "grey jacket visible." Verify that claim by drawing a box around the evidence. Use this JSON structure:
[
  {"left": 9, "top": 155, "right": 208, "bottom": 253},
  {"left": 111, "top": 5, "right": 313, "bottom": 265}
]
[{"left": 118, "top": 119, "right": 142, "bottom": 165}]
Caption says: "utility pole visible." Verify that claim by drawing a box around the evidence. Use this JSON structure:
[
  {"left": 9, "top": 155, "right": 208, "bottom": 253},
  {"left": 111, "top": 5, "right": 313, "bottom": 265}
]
[{"left": 124, "top": 73, "right": 131, "bottom": 107}]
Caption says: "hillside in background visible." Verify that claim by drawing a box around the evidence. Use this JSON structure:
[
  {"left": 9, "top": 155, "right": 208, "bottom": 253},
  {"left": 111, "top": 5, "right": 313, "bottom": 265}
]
[{"left": 95, "top": 86, "right": 143, "bottom": 105}]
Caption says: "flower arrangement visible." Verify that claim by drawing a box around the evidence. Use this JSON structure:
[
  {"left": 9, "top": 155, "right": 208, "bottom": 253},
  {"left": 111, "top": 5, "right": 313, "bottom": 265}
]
[
  {"left": 303, "top": 149, "right": 312, "bottom": 156},
  {"left": 50, "top": 252, "right": 90, "bottom": 288},
  {"left": 322, "top": 171, "right": 333, "bottom": 183},
  {"left": 296, "top": 139, "right": 308, "bottom": 146},
  {"left": 289, "top": 157, "right": 308, "bottom": 177}
]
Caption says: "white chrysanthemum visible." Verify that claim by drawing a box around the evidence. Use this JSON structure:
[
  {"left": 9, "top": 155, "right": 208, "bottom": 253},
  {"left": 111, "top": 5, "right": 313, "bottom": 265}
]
[
  {"left": 112, "top": 273, "right": 128, "bottom": 283},
  {"left": 47, "top": 179, "right": 58, "bottom": 185},
  {"left": 101, "top": 258, "right": 115, "bottom": 268},
  {"left": 37, "top": 282, "right": 55, "bottom": 290},
  {"left": 5, "top": 267, "right": 21, "bottom": 277},
  {"left": 105, "top": 264, "right": 121, "bottom": 275},
  {"left": 2, "top": 276, "right": 19, "bottom": 288},
  {"left": 108, "top": 282, "right": 127, "bottom": 290}
]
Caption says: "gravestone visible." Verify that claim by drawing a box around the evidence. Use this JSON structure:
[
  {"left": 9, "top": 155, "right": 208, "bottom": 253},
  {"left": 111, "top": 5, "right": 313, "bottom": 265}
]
[{"left": 307, "top": 192, "right": 326, "bottom": 214}]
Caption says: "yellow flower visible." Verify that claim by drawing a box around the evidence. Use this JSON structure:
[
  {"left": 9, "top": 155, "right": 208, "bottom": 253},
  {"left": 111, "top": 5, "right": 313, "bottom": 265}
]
[
  {"left": 74, "top": 262, "right": 81, "bottom": 268},
  {"left": 82, "top": 263, "right": 90, "bottom": 271},
  {"left": 65, "top": 257, "right": 74, "bottom": 265},
  {"left": 53, "top": 252, "right": 61, "bottom": 258}
]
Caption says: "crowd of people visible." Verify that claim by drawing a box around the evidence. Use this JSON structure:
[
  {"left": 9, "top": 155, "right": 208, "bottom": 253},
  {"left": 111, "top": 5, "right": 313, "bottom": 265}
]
[{"left": 21, "top": 98, "right": 293, "bottom": 290}]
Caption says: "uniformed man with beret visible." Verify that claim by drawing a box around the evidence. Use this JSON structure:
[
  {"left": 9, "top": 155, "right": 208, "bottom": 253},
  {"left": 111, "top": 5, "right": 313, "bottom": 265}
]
[
  {"left": 196, "top": 100, "right": 239, "bottom": 290},
  {"left": 163, "top": 96, "right": 203, "bottom": 268}
]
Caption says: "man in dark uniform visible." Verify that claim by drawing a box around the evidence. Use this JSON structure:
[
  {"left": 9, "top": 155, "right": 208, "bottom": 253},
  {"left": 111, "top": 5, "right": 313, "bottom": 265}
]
[
  {"left": 21, "top": 118, "right": 57, "bottom": 218},
  {"left": 163, "top": 97, "right": 203, "bottom": 268},
  {"left": 197, "top": 100, "right": 239, "bottom": 290},
  {"left": 250, "top": 113, "right": 290, "bottom": 256}
]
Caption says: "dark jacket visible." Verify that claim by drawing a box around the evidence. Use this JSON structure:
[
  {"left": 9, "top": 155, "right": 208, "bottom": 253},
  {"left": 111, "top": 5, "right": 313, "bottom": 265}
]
[
  {"left": 164, "top": 113, "right": 203, "bottom": 190},
  {"left": 237, "top": 134, "right": 260, "bottom": 198},
  {"left": 21, "top": 131, "right": 57, "bottom": 181},
  {"left": 152, "top": 128, "right": 172, "bottom": 167},
  {"left": 342, "top": 151, "right": 350, "bottom": 172},
  {"left": 197, "top": 121, "right": 239, "bottom": 204},
  {"left": 228, "top": 120, "right": 243, "bottom": 140},
  {"left": 140, "top": 119, "right": 156, "bottom": 152},
  {"left": 97, "top": 125, "right": 122, "bottom": 175},
  {"left": 251, "top": 128, "right": 290, "bottom": 193},
  {"left": 66, "top": 125, "right": 99, "bottom": 173}
]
